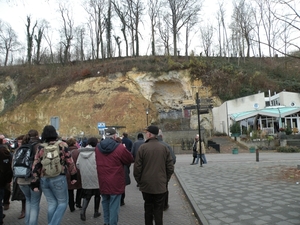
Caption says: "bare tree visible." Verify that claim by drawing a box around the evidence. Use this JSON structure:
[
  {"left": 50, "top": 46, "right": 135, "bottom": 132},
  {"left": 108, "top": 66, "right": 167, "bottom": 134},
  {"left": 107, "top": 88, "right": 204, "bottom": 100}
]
[
  {"left": 26, "top": 16, "right": 37, "bottom": 64},
  {"left": 127, "top": 0, "right": 144, "bottom": 56},
  {"left": 43, "top": 21, "right": 55, "bottom": 63},
  {"left": 34, "top": 20, "right": 47, "bottom": 64},
  {"left": 164, "top": 0, "right": 202, "bottom": 56},
  {"left": 106, "top": 0, "right": 113, "bottom": 58},
  {"left": 0, "top": 20, "right": 20, "bottom": 66},
  {"left": 59, "top": 3, "right": 74, "bottom": 64},
  {"left": 113, "top": 0, "right": 130, "bottom": 57},
  {"left": 113, "top": 35, "right": 122, "bottom": 57},
  {"left": 230, "top": 0, "right": 254, "bottom": 57},
  {"left": 216, "top": 1, "right": 230, "bottom": 58},
  {"left": 200, "top": 24, "right": 214, "bottom": 57},
  {"left": 84, "top": 0, "right": 107, "bottom": 60},
  {"left": 147, "top": 0, "right": 160, "bottom": 56},
  {"left": 158, "top": 14, "right": 171, "bottom": 55},
  {"left": 74, "top": 26, "right": 86, "bottom": 61}
]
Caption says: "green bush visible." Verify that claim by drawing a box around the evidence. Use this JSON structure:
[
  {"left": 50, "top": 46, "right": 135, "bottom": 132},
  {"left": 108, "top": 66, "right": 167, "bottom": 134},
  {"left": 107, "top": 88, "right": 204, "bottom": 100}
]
[{"left": 276, "top": 146, "right": 300, "bottom": 152}]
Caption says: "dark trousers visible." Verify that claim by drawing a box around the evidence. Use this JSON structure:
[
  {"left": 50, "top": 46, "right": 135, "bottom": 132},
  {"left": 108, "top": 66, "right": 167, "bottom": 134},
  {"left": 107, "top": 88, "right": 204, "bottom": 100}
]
[
  {"left": 164, "top": 186, "right": 169, "bottom": 208},
  {"left": 68, "top": 189, "right": 82, "bottom": 211},
  {"left": 0, "top": 188, "right": 4, "bottom": 224},
  {"left": 142, "top": 192, "right": 166, "bottom": 225},
  {"left": 3, "top": 183, "right": 10, "bottom": 205}
]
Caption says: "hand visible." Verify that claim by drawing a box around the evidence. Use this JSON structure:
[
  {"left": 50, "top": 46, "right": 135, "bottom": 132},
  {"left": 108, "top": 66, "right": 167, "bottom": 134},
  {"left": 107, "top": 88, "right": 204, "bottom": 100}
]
[
  {"left": 70, "top": 180, "right": 77, "bottom": 185},
  {"left": 33, "top": 187, "right": 39, "bottom": 192}
]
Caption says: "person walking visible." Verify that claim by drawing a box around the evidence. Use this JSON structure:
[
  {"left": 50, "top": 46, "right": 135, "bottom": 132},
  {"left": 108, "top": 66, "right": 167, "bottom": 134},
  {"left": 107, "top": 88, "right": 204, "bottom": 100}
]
[
  {"left": 131, "top": 133, "right": 144, "bottom": 160},
  {"left": 76, "top": 137, "right": 101, "bottom": 221},
  {"left": 11, "top": 135, "right": 27, "bottom": 220},
  {"left": 190, "top": 134, "right": 199, "bottom": 165},
  {"left": 157, "top": 129, "right": 176, "bottom": 211},
  {"left": 134, "top": 125, "right": 174, "bottom": 225},
  {"left": 66, "top": 137, "right": 82, "bottom": 212},
  {"left": 31, "top": 125, "right": 78, "bottom": 225},
  {"left": 0, "top": 138, "right": 13, "bottom": 225},
  {"left": 200, "top": 139, "right": 207, "bottom": 164},
  {"left": 0, "top": 134, "right": 12, "bottom": 211},
  {"left": 95, "top": 128, "right": 134, "bottom": 225},
  {"left": 17, "top": 130, "right": 42, "bottom": 225}
]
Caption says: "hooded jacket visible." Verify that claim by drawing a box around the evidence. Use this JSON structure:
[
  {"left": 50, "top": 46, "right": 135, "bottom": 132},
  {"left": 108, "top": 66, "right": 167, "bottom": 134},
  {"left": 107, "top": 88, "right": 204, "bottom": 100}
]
[
  {"left": 76, "top": 145, "right": 99, "bottom": 189},
  {"left": 95, "top": 138, "right": 134, "bottom": 195}
]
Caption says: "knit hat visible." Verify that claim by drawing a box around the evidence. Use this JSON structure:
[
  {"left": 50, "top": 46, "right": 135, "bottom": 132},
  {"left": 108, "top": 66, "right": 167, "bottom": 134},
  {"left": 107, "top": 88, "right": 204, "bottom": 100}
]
[
  {"left": 105, "top": 128, "right": 116, "bottom": 136},
  {"left": 145, "top": 125, "right": 159, "bottom": 135}
]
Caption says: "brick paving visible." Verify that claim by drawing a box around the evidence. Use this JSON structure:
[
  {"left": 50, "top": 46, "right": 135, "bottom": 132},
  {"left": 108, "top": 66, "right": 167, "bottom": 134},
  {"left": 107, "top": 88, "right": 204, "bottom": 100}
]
[{"left": 3, "top": 171, "right": 199, "bottom": 225}]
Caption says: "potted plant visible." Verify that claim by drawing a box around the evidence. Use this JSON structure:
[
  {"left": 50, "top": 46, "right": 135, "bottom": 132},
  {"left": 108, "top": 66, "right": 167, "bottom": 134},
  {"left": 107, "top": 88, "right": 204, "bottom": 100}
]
[
  {"left": 232, "top": 145, "right": 239, "bottom": 154},
  {"left": 249, "top": 146, "right": 256, "bottom": 153},
  {"left": 230, "top": 121, "right": 241, "bottom": 141}
]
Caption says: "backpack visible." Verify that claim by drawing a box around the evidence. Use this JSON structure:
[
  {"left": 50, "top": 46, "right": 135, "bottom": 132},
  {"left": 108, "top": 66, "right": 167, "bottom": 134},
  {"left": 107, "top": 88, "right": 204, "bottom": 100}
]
[
  {"left": 0, "top": 145, "right": 13, "bottom": 186},
  {"left": 13, "top": 143, "right": 37, "bottom": 179},
  {"left": 41, "top": 141, "right": 63, "bottom": 178}
]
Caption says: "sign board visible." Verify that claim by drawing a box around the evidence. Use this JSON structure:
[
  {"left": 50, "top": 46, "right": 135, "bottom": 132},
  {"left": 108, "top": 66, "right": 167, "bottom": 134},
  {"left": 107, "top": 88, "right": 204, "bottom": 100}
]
[
  {"left": 50, "top": 116, "right": 60, "bottom": 130},
  {"left": 98, "top": 122, "right": 106, "bottom": 129}
]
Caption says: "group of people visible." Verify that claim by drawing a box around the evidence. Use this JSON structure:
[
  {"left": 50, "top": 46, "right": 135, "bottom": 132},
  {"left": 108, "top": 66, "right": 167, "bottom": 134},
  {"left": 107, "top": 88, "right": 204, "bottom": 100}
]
[
  {"left": 0, "top": 124, "right": 175, "bottom": 225},
  {"left": 191, "top": 134, "right": 207, "bottom": 165}
]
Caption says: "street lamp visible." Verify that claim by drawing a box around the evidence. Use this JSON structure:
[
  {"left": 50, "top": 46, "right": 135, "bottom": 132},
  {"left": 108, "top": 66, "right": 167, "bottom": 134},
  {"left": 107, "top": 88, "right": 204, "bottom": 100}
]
[{"left": 146, "top": 108, "right": 149, "bottom": 126}]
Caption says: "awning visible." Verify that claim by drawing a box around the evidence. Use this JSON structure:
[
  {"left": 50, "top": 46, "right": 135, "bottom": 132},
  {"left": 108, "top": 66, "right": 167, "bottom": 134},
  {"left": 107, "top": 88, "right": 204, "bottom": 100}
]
[{"left": 229, "top": 106, "right": 300, "bottom": 121}]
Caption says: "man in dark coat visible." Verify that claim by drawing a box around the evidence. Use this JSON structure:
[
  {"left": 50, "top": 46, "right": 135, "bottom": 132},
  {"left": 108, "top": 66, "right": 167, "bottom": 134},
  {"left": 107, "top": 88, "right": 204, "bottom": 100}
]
[
  {"left": 0, "top": 138, "right": 13, "bottom": 225},
  {"left": 134, "top": 125, "right": 174, "bottom": 225},
  {"left": 131, "top": 133, "right": 144, "bottom": 160},
  {"left": 157, "top": 129, "right": 176, "bottom": 211},
  {"left": 121, "top": 132, "right": 133, "bottom": 152}
]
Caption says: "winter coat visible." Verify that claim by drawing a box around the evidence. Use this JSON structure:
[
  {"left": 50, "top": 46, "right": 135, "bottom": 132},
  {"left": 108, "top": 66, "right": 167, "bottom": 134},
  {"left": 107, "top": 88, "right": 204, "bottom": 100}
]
[
  {"left": 122, "top": 137, "right": 133, "bottom": 151},
  {"left": 0, "top": 144, "right": 12, "bottom": 188},
  {"left": 95, "top": 138, "right": 134, "bottom": 195},
  {"left": 66, "top": 145, "right": 82, "bottom": 190},
  {"left": 157, "top": 136, "right": 176, "bottom": 164},
  {"left": 134, "top": 137, "right": 174, "bottom": 194},
  {"left": 31, "top": 140, "right": 77, "bottom": 189},
  {"left": 131, "top": 138, "right": 145, "bottom": 160},
  {"left": 76, "top": 145, "right": 99, "bottom": 189}
]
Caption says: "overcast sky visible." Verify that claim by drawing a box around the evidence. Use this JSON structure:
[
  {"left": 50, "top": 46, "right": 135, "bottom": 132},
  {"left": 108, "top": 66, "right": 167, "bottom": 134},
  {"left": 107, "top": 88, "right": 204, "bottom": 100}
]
[{"left": 0, "top": 0, "right": 227, "bottom": 56}]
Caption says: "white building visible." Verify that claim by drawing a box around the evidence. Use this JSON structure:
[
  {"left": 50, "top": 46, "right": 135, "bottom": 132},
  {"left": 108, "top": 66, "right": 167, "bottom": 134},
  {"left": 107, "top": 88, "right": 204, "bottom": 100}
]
[{"left": 212, "top": 91, "right": 300, "bottom": 135}]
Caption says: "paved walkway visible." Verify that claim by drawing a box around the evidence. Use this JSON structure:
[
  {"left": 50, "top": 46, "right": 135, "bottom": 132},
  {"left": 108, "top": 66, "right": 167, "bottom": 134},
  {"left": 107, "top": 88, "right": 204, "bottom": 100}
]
[
  {"left": 176, "top": 152, "right": 300, "bottom": 225},
  {"left": 3, "top": 152, "right": 300, "bottom": 225}
]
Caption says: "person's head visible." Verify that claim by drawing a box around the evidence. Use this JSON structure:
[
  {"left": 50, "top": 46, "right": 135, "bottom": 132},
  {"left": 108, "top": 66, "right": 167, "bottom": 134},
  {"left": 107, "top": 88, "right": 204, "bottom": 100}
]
[
  {"left": 87, "top": 137, "right": 98, "bottom": 147},
  {"left": 105, "top": 128, "right": 117, "bottom": 139},
  {"left": 137, "top": 133, "right": 144, "bottom": 139},
  {"left": 115, "top": 137, "right": 122, "bottom": 143},
  {"left": 23, "top": 129, "right": 39, "bottom": 144},
  {"left": 0, "top": 134, "right": 6, "bottom": 144},
  {"left": 144, "top": 125, "right": 159, "bottom": 139},
  {"left": 41, "top": 125, "right": 58, "bottom": 143},
  {"left": 195, "top": 134, "right": 199, "bottom": 140},
  {"left": 0, "top": 135, "right": 4, "bottom": 144},
  {"left": 16, "top": 135, "right": 25, "bottom": 146},
  {"left": 66, "top": 137, "right": 77, "bottom": 147},
  {"left": 122, "top": 132, "right": 128, "bottom": 138},
  {"left": 158, "top": 129, "right": 163, "bottom": 137}
]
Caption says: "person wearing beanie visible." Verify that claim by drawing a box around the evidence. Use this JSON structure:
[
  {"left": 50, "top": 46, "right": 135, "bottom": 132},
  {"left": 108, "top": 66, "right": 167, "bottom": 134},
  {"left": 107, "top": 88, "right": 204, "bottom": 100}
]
[{"left": 134, "top": 125, "right": 174, "bottom": 225}]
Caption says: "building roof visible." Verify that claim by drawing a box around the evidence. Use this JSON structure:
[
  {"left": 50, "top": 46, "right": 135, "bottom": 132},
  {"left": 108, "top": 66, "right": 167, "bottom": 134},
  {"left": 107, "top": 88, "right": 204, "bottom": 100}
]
[{"left": 230, "top": 106, "right": 300, "bottom": 121}]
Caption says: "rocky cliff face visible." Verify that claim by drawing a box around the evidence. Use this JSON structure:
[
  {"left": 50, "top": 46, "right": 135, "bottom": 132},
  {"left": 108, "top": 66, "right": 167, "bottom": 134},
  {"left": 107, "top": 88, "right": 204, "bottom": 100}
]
[{"left": 0, "top": 69, "right": 215, "bottom": 138}]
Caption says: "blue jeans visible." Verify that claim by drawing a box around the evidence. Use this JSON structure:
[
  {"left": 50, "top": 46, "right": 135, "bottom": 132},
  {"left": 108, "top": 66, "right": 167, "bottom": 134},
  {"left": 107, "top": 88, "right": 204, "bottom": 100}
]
[
  {"left": 19, "top": 184, "right": 42, "bottom": 225},
  {"left": 201, "top": 154, "right": 207, "bottom": 164},
  {"left": 194, "top": 154, "right": 200, "bottom": 164},
  {"left": 0, "top": 188, "right": 4, "bottom": 225},
  {"left": 40, "top": 175, "right": 68, "bottom": 225},
  {"left": 101, "top": 194, "right": 121, "bottom": 225}
]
